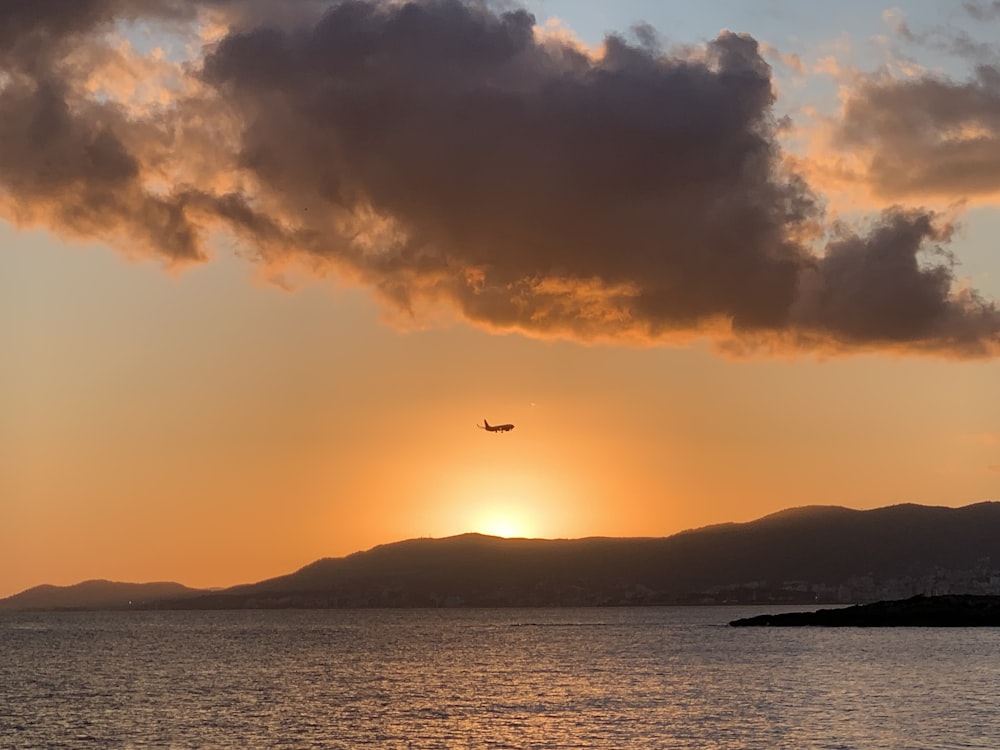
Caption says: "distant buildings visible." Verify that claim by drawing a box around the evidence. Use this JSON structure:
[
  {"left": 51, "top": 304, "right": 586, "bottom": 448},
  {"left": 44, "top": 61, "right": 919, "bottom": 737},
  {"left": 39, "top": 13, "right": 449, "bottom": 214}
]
[{"left": 698, "top": 557, "right": 1000, "bottom": 604}]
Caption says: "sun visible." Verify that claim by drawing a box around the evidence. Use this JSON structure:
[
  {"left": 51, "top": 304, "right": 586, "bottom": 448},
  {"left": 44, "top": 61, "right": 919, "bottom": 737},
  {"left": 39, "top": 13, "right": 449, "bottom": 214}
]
[
  {"left": 467, "top": 502, "right": 538, "bottom": 539},
  {"left": 480, "top": 515, "right": 526, "bottom": 539},
  {"left": 431, "top": 463, "right": 574, "bottom": 540}
]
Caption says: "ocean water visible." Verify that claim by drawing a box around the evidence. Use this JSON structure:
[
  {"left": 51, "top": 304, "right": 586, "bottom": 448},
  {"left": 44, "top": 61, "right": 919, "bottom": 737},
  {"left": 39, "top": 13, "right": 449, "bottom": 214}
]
[{"left": 3, "top": 606, "right": 999, "bottom": 749}]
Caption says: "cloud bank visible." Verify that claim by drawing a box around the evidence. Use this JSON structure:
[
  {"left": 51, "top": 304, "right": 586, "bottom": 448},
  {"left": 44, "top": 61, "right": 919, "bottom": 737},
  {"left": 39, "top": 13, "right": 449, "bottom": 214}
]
[
  {"left": 2, "top": 0, "right": 998, "bottom": 356},
  {"left": 835, "top": 66, "right": 1000, "bottom": 202}
]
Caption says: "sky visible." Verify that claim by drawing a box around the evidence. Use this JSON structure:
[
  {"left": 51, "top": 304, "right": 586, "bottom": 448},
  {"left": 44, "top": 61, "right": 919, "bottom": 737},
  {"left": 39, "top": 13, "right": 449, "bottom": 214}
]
[{"left": 2, "top": 0, "right": 999, "bottom": 597}]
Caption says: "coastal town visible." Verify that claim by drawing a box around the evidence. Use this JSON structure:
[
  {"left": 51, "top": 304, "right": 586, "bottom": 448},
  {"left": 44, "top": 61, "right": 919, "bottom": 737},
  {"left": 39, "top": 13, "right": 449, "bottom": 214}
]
[{"left": 699, "top": 557, "right": 1000, "bottom": 605}]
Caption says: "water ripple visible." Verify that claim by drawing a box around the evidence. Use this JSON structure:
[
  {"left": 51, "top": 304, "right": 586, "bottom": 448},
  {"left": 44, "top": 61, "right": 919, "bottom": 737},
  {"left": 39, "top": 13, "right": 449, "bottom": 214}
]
[{"left": 3, "top": 608, "right": 1000, "bottom": 748}]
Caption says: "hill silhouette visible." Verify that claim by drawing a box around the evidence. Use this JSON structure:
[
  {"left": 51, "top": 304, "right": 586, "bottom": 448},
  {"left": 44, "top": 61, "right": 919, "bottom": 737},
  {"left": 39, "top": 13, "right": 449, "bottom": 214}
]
[
  {"left": 5, "top": 502, "right": 1000, "bottom": 611},
  {"left": 161, "top": 501, "right": 1000, "bottom": 609},
  {"left": 0, "top": 580, "right": 204, "bottom": 612}
]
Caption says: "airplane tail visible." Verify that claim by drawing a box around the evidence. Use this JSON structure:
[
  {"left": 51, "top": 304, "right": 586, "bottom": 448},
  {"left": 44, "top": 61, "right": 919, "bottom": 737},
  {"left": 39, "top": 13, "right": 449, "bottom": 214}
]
[{"left": 484, "top": 419, "right": 490, "bottom": 429}]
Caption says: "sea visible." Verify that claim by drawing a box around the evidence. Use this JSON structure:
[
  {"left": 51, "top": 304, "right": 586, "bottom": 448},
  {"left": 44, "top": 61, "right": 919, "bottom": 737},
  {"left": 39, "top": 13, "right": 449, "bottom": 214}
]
[{"left": 2, "top": 606, "right": 999, "bottom": 749}]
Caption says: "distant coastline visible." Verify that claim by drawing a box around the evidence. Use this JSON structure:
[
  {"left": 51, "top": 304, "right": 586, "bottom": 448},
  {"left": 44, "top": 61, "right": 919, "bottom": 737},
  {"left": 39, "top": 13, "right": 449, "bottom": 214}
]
[{"left": 5, "top": 502, "right": 1000, "bottom": 612}]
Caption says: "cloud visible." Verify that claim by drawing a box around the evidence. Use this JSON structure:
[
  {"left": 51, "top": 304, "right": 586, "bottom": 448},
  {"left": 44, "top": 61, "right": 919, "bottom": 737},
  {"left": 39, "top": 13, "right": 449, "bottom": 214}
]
[
  {"left": 0, "top": 0, "right": 212, "bottom": 261},
  {"left": 821, "top": 6, "right": 1000, "bottom": 205},
  {"left": 1, "top": 0, "right": 998, "bottom": 357},
  {"left": 202, "top": 5, "right": 821, "bottom": 334},
  {"left": 832, "top": 65, "right": 1000, "bottom": 203},
  {"left": 791, "top": 209, "right": 998, "bottom": 355},
  {"left": 759, "top": 41, "right": 805, "bottom": 76},
  {"left": 792, "top": 7, "right": 1000, "bottom": 209},
  {"left": 884, "top": 5, "right": 1000, "bottom": 65},
  {"left": 963, "top": 1, "right": 1000, "bottom": 22}
]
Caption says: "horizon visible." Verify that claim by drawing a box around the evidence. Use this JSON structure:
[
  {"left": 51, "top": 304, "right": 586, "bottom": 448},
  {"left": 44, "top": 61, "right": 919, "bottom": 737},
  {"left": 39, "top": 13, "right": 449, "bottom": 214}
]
[
  {"left": 7, "top": 499, "right": 999, "bottom": 599},
  {"left": 3, "top": 1, "right": 999, "bottom": 599}
]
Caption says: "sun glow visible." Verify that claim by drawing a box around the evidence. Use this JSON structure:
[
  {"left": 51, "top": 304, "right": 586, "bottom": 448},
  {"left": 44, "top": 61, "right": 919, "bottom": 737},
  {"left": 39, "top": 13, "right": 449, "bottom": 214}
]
[
  {"left": 418, "top": 438, "right": 608, "bottom": 544},
  {"left": 476, "top": 511, "right": 532, "bottom": 539},
  {"left": 431, "top": 467, "right": 569, "bottom": 540}
]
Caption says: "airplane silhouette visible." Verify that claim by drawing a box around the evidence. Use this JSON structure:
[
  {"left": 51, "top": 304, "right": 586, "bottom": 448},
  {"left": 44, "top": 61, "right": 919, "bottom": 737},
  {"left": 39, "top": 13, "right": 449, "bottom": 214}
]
[{"left": 479, "top": 419, "right": 514, "bottom": 433}]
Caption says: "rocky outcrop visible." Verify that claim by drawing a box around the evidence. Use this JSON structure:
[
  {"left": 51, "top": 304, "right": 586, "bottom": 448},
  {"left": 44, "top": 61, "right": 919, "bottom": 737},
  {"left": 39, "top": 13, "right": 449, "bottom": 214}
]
[{"left": 729, "top": 594, "right": 1000, "bottom": 627}]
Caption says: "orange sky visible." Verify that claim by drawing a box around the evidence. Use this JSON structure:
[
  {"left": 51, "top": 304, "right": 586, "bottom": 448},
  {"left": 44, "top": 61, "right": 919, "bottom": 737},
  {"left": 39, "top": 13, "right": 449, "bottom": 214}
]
[
  {"left": 2, "top": 1, "right": 999, "bottom": 597},
  {"left": 3, "top": 226, "right": 997, "bottom": 597}
]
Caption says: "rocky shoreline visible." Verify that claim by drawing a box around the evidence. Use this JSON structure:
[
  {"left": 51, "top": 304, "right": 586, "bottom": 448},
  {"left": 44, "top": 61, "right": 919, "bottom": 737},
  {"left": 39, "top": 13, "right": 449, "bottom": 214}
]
[{"left": 730, "top": 594, "right": 1000, "bottom": 627}]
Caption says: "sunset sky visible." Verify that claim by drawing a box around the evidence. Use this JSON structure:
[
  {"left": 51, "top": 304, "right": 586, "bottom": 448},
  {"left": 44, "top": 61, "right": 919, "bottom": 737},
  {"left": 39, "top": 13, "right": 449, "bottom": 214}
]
[{"left": 2, "top": 0, "right": 999, "bottom": 598}]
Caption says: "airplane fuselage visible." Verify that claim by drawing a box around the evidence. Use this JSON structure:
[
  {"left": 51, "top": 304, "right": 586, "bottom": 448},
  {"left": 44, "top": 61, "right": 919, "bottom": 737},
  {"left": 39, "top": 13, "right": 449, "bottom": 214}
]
[{"left": 482, "top": 419, "right": 514, "bottom": 433}]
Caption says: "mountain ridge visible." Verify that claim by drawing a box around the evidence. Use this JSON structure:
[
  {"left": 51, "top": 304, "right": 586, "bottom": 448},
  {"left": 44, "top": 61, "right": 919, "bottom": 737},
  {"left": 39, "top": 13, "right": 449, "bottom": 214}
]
[
  {"left": 0, "top": 580, "right": 204, "bottom": 612},
  {"left": 4, "top": 501, "right": 1000, "bottom": 611}
]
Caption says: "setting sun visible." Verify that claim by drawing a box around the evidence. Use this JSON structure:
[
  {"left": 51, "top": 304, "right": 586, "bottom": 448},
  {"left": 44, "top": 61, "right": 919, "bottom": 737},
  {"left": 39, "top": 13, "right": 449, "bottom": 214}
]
[
  {"left": 476, "top": 512, "right": 531, "bottom": 539},
  {"left": 424, "top": 458, "right": 580, "bottom": 541}
]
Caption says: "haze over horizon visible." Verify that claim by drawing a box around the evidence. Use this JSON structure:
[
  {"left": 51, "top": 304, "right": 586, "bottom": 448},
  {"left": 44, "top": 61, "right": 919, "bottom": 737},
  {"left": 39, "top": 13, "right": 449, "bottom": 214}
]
[{"left": 3, "top": 0, "right": 999, "bottom": 599}]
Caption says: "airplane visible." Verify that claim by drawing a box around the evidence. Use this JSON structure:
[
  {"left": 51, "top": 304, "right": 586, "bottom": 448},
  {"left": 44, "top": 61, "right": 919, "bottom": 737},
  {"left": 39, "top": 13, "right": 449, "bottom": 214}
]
[{"left": 479, "top": 419, "right": 514, "bottom": 433}]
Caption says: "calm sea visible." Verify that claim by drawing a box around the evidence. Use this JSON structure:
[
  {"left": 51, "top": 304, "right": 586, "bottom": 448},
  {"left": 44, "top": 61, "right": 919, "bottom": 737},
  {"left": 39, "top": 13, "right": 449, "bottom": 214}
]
[{"left": 2, "top": 606, "right": 999, "bottom": 749}]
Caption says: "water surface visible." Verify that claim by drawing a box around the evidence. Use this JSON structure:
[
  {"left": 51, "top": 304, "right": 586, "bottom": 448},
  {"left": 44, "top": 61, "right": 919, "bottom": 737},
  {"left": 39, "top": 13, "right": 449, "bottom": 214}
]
[{"left": 3, "top": 607, "right": 999, "bottom": 748}]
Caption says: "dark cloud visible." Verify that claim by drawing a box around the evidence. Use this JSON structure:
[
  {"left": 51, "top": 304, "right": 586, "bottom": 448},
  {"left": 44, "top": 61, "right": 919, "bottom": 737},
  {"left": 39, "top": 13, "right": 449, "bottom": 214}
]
[
  {"left": 963, "top": 1, "right": 1000, "bottom": 22},
  {"left": 197, "top": 0, "right": 997, "bottom": 353},
  {"left": 202, "top": 1, "right": 816, "bottom": 334},
  {"left": 0, "top": 0, "right": 196, "bottom": 60},
  {"left": 0, "top": 0, "right": 214, "bottom": 260},
  {"left": 1, "top": 0, "right": 998, "bottom": 356},
  {"left": 0, "top": 76, "right": 209, "bottom": 260},
  {"left": 835, "top": 66, "right": 1000, "bottom": 201},
  {"left": 850, "top": 7, "right": 1000, "bottom": 200},
  {"left": 792, "top": 209, "right": 998, "bottom": 354}
]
